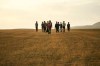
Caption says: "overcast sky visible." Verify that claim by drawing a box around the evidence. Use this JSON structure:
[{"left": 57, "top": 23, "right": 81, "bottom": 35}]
[{"left": 0, "top": 0, "right": 100, "bottom": 29}]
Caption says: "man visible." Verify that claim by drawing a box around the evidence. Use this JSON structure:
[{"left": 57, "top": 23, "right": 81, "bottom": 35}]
[
  {"left": 67, "top": 22, "right": 70, "bottom": 31},
  {"left": 41, "top": 22, "right": 44, "bottom": 32},
  {"left": 44, "top": 21, "right": 47, "bottom": 32},
  {"left": 62, "top": 21, "right": 66, "bottom": 32},
  {"left": 55, "top": 22, "right": 59, "bottom": 32},
  {"left": 55, "top": 22, "right": 58, "bottom": 32},
  {"left": 48, "top": 20, "right": 52, "bottom": 34},
  {"left": 57, "top": 22, "right": 60, "bottom": 32},
  {"left": 35, "top": 21, "right": 38, "bottom": 32},
  {"left": 60, "top": 22, "right": 63, "bottom": 32}
]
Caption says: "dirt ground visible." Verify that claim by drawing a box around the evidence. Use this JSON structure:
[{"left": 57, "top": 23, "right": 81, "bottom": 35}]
[{"left": 0, "top": 29, "right": 100, "bottom": 66}]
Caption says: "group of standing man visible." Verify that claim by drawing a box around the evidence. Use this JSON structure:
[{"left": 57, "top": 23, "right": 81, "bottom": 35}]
[
  {"left": 55, "top": 21, "right": 70, "bottom": 32},
  {"left": 35, "top": 20, "right": 52, "bottom": 34},
  {"left": 35, "top": 20, "right": 70, "bottom": 34},
  {"left": 41, "top": 20, "right": 52, "bottom": 34}
]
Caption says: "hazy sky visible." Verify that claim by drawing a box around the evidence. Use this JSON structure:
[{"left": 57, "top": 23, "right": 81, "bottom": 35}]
[{"left": 0, "top": 0, "right": 100, "bottom": 29}]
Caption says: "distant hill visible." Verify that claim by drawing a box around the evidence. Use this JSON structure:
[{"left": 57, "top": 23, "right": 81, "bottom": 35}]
[{"left": 72, "top": 22, "right": 100, "bottom": 29}]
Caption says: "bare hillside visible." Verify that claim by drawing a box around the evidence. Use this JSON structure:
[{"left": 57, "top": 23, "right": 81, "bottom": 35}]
[{"left": 72, "top": 22, "right": 100, "bottom": 29}]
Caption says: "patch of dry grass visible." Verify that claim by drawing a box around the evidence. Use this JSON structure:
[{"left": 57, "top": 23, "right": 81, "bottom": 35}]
[{"left": 0, "top": 29, "right": 100, "bottom": 66}]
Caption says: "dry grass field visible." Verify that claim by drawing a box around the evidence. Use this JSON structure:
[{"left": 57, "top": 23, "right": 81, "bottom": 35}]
[{"left": 0, "top": 29, "right": 100, "bottom": 66}]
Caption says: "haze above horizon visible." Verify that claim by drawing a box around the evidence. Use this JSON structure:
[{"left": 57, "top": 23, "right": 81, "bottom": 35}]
[{"left": 0, "top": 0, "right": 100, "bottom": 29}]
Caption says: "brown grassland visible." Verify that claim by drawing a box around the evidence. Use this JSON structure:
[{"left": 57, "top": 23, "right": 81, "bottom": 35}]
[{"left": 0, "top": 29, "right": 100, "bottom": 66}]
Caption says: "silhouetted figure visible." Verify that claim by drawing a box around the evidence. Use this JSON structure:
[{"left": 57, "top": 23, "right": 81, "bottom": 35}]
[
  {"left": 48, "top": 20, "right": 52, "bottom": 34},
  {"left": 35, "top": 21, "right": 38, "bottom": 32},
  {"left": 50, "top": 20, "right": 52, "bottom": 29},
  {"left": 63, "top": 21, "right": 66, "bottom": 32},
  {"left": 46, "top": 21, "right": 49, "bottom": 32},
  {"left": 57, "top": 22, "right": 60, "bottom": 32},
  {"left": 49, "top": 20, "right": 52, "bottom": 34},
  {"left": 55, "top": 22, "right": 59, "bottom": 32},
  {"left": 44, "top": 21, "right": 47, "bottom": 32},
  {"left": 67, "top": 22, "right": 70, "bottom": 31},
  {"left": 41, "top": 22, "right": 44, "bottom": 32},
  {"left": 60, "top": 22, "right": 63, "bottom": 32},
  {"left": 55, "top": 22, "right": 58, "bottom": 32},
  {"left": 47, "top": 20, "right": 52, "bottom": 34}
]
